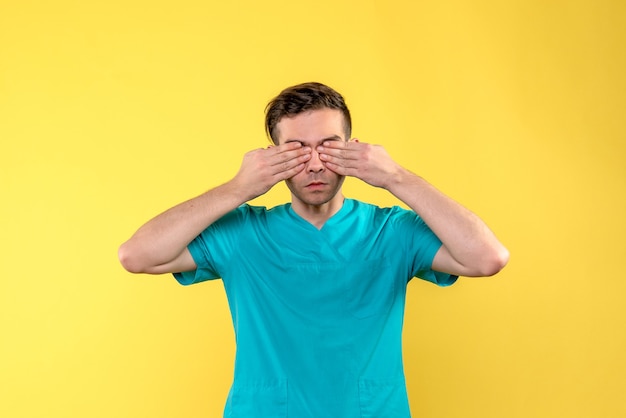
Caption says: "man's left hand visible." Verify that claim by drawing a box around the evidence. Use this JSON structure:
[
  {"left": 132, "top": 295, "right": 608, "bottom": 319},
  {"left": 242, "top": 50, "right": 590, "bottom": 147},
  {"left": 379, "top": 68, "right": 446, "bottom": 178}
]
[{"left": 316, "top": 139, "right": 401, "bottom": 189}]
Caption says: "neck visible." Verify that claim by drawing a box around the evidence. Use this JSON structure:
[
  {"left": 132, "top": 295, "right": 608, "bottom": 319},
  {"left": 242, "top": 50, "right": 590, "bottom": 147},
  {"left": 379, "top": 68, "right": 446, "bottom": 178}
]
[{"left": 291, "top": 193, "right": 345, "bottom": 229}]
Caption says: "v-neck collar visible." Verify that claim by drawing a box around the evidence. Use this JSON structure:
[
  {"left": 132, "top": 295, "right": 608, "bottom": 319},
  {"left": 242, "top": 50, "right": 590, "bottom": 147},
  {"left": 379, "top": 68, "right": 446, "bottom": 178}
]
[{"left": 286, "top": 198, "right": 354, "bottom": 232}]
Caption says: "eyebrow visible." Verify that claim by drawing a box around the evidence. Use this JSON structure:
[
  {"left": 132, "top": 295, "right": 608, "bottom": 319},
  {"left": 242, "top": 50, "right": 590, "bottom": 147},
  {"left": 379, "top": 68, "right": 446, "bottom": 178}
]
[{"left": 285, "top": 135, "right": 343, "bottom": 145}]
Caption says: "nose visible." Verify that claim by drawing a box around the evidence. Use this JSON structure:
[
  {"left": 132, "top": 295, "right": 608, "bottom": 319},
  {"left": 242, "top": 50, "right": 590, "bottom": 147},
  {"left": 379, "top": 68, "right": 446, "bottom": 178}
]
[{"left": 307, "top": 149, "right": 325, "bottom": 173}]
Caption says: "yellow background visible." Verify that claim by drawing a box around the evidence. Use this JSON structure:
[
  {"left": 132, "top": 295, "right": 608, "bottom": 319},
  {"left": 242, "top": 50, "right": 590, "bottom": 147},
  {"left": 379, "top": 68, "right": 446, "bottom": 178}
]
[{"left": 1, "top": 0, "right": 624, "bottom": 417}]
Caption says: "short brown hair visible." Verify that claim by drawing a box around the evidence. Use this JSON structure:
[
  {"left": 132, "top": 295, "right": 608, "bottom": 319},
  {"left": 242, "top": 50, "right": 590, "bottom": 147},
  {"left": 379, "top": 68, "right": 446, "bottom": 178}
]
[{"left": 265, "top": 82, "right": 352, "bottom": 144}]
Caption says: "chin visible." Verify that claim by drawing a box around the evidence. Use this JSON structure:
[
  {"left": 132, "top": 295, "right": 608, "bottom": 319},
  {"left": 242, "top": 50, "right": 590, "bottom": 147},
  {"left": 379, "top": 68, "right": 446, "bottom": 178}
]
[
  {"left": 299, "top": 193, "right": 335, "bottom": 207},
  {"left": 287, "top": 177, "right": 345, "bottom": 207}
]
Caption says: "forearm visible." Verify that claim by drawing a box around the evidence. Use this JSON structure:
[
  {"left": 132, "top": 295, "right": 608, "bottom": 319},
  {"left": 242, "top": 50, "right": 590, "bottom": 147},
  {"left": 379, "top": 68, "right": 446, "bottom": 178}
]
[
  {"left": 118, "top": 179, "right": 249, "bottom": 274},
  {"left": 386, "top": 168, "right": 509, "bottom": 277}
]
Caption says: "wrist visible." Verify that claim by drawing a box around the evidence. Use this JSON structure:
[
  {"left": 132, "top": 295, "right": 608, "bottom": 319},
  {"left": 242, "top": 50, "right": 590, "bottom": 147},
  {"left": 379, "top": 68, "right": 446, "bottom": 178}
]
[
  {"left": 385, "top": 168, "right": 432, "bottom": 205},
  {"left": 226, "top": 177, "right": 252, "bottom": 203},
  {"left": 383, "top": 166, "right": 413, "bottom": 190}
]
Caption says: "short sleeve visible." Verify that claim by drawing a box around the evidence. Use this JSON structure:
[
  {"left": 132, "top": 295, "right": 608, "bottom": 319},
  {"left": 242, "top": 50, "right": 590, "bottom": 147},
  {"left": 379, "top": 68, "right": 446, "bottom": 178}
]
[
  {"left": 173, "top": 206, "right": 245, "bottom": 286},
  {"left": 393, "top": 208, "right": 458, "bottom": 287}
]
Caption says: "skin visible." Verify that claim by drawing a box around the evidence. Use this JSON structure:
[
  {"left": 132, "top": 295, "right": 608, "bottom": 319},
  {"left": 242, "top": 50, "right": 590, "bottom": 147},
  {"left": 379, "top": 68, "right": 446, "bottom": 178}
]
[
  {"left": 275, "top": 108, "right": 348, "bottom": 227},
  {"left": 118, "top": 107, "right": 509, "bottom": 278}
]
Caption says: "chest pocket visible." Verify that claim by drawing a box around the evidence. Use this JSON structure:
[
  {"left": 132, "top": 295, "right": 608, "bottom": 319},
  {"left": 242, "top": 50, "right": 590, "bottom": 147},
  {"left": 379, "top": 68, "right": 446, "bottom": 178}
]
[{"left": 345, "top": 258, "right": 395, "bottom": 319}]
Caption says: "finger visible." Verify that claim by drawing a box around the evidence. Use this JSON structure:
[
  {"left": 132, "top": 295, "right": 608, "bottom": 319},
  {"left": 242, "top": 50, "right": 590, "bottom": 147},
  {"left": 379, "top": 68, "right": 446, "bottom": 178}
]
[
  {"left": 321, "top": 160, "right": 357, "bottom": 177},
  {"left": 318, "top": 140, "right": 348, "bottom": 150},
  {"left": 321, "top": 138, "right": 361, "bottom": 149},
  {"left": 274, "top": 162, "right": 306, "bottom": 180},
  {"left": 319, "top": 152, "right": 359, "bottom": 169},
  {"left": 264, "top": 141, "right": 303, "bottom": 156},
  {"left": 269, "top": 146, "right": 311, "bottom": 168},
  {"left": 262, "top": 141, "right": 307, "bottom": 159},
  {"left": 264, "top": 148, "right": 310, "bottom": 175},
  {"left": 276, "top": 141, "right": 306, "bottom": 152},
  {"left": 317, "top": 143, "right": 360, "bottom": 161}
]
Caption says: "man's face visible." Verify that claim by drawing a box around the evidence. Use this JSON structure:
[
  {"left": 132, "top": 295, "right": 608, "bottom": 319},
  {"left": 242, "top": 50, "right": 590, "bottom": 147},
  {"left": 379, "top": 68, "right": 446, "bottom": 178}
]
[{"left": 276, "top": 108, "right": 347, "bottom": 208}]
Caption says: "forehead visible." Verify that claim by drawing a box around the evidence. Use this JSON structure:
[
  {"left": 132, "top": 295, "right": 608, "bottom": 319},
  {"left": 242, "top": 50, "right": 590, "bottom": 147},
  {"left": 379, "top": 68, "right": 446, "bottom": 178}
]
[{"left": 276, "top": 108, "right": 346, "bottom": 145}]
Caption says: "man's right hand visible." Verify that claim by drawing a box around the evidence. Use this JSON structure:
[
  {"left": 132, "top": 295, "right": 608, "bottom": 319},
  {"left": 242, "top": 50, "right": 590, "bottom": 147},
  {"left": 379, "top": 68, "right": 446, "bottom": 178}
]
[{"left": 233, "top": 142, "right": 311, "bottom": 200}]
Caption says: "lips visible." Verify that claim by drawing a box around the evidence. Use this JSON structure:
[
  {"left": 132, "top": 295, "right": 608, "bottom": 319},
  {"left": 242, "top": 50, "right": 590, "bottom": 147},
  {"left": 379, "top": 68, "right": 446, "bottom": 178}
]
[{"left": 306, "top": 181, "right": 326, "bottom": 188}]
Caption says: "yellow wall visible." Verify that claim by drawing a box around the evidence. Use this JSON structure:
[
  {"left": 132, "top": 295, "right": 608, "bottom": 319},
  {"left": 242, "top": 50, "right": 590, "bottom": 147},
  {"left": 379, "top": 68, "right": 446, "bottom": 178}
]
[{"left": 1, "top": 0, "right": 624, "bottom": 417}]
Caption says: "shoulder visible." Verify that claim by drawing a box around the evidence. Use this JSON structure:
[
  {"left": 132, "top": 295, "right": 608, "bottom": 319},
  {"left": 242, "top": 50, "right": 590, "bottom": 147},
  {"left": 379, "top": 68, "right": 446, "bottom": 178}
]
[
  {"left": 221, "top": 203, "right": 287, "bottom": 218},
  {"left": 207, "top": 204, "right": 271, "bottom": 231},
  {"left": 219, "top": 203, "right": 292, "bottom": 227},
  {"left": 348, "top": 199, "right": 412, "bottom": 223},
  {"left": 244, "top": 203, "right": 291, "bottom": 218}
]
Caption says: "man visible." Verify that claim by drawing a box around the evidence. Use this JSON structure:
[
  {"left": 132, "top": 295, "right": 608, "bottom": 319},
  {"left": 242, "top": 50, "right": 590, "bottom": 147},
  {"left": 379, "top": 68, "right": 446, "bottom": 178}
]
[{"left": 119, "top": 82, "right": 509, "bottom": 417}]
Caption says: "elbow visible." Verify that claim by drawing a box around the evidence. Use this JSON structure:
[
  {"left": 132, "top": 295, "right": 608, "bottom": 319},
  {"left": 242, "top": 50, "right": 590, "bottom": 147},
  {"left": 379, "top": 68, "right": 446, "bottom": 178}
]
[
  {"left": 478, "top": 245, "right": 510, "bottom": 277},
  {"left": 118, "top": 241, "right": 147, "bottom": 274}
]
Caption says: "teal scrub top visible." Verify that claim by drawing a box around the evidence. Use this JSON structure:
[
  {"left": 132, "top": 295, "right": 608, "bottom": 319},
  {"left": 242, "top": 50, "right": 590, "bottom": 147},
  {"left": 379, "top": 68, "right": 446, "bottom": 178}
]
[{"left": 174, "top": 198, "right": 457, "bottom": 418}]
